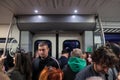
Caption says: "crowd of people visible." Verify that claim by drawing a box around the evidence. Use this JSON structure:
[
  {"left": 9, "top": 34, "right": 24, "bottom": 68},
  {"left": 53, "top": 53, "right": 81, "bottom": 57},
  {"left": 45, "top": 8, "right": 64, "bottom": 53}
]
[{"left": 0, "top": 41, "right": 120, "bottom": 80}]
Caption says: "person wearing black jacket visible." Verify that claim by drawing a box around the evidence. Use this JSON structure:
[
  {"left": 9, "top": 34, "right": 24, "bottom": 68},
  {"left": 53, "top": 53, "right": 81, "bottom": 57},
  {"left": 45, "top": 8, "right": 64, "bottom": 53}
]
[
  {"left": 58, "top": 49, "right": 69, "bottom": 69},
  {"left": 32, "top": 41, "right": 59, "bottom": 80}
]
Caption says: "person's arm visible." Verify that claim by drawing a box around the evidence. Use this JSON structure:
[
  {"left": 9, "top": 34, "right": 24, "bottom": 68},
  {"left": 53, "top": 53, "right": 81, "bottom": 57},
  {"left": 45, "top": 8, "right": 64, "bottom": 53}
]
[
  {"left": 0, "top": 55, "right": 6, "bottom": 71},
  {"left": 0, "top": 55, "right": 6, "bottom": 62}
]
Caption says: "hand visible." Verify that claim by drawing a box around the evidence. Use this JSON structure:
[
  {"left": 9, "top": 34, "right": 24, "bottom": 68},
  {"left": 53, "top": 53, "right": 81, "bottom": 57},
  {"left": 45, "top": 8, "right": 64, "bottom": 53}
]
[{"left": 0, "top": 55, "right": 6, "bottom": 62}]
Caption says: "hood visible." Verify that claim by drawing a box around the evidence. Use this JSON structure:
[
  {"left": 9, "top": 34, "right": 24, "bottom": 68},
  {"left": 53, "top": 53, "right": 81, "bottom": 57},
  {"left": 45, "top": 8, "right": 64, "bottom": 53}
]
[{"left": 68, "top": 57, "right": 86, "bottom": 72}]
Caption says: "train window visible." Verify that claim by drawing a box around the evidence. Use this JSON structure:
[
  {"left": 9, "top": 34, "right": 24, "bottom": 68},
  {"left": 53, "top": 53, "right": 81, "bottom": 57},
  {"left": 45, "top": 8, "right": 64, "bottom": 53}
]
[
  {"left": 34, "top": 40, "right": 52, "bottom": 56},
  {"left": 63, "top": 40, "right": 80, "bottom": 53},
  {"left": 0, "top": 38, "right": 17, "bottom": 43},
  {"left": 94, "top": 36, "right": 101, "bottom": 44},
  {"left": 105, "top": 33, "right": 120, "bottom": 43}
]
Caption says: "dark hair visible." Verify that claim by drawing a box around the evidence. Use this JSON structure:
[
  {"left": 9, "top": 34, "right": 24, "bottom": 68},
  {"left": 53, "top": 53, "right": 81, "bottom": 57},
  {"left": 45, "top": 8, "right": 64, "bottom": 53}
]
[
  {"left": 24, "top": 53, "right": 32, "bottom": 80},
  {"left": 15, "top": 52, "right": 32, "bottom": 80},
  {"left": 106, "top": 43, "right": 120, "bottom": 72},
  {"left": 38, "top": 41, "right": 49, "bottom": 48},
  {"left": 4, "top": 53, "right": 14, "bottom": 71},
  {"left": 61, "top": 49, "right": 68, "bottom": 54},
  {"left": 0, "top": 49, "right": 3, "bottom": 57},
  {"left": 92, "top": 46, "right": 119, "bottom": 67},
  {"left": 15, "top": 53, "right": 23, "bottom": 73},
  {"left": 110, "top": 43, "right": 120, "bottom": 57}
]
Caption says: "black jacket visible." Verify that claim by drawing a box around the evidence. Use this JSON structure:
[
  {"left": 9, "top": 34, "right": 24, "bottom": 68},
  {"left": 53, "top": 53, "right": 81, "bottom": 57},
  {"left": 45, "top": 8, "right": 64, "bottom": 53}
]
[
  {"left": 63, "top": 65, "right": 78, "bottom": 80},
  {"left": 32, "top": 56, "right": 59, "bottom": 80},
  {"left": 58, "top": 56, "right": 68, "bottom": 69}
]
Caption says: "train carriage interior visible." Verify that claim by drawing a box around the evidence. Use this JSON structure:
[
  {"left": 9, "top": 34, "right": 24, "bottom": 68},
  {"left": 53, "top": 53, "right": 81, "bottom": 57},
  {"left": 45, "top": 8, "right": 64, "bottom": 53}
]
[{"left": 0, "top": 0, "right": 120, "bottom": 58}]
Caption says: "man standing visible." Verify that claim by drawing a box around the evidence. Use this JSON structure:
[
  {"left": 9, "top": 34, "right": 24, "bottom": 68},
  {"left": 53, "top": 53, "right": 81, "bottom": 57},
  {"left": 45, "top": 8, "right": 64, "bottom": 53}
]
[
  {"left": 75, "top": 46, "right": 119, "bottom": 80},
  {"left": 58, "top": 49, "right": 69, "bottom": 69},
  {"left": 32, "top": 41, "right": 59, "bottom": 80}
]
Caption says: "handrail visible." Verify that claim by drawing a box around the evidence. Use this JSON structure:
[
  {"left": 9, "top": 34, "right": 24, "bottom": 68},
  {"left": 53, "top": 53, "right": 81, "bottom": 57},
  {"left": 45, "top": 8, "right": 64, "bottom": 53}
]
[
  {"left": 8, "top": 38, "right": 18, "bottom": 57},
  {"left": 98, "top": 16, "right": 106, "bottom": 46},
  {"left": 3, "top": 16, "right": 14, "bottom": 56}
]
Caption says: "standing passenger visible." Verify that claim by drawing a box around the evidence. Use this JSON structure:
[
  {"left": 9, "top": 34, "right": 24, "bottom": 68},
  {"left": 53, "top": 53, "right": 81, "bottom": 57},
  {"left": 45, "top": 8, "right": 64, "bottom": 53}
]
[
  {"left": 32, "top": 41, "right": 59, "bottom": 80},
  {"left": 58, "top": 49, "right": 69, "bottom": 69},
  {"left": 7, "top": 52, "right": 32, "bottom": 80},
  {"left": 107, "top": 43, "right": 120, "bottom": 80},
  {"left": 63, "top": 48, "right": 86, "bottom": 80},
  {"left": 75, "top": 46, "right": 119, "bottom": 80}
]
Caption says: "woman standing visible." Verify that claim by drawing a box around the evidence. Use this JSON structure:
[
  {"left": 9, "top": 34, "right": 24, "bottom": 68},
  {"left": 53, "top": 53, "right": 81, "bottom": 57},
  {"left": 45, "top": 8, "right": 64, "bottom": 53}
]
[{"left": 7, "top": 52, "right": 32, "bottom": 80}]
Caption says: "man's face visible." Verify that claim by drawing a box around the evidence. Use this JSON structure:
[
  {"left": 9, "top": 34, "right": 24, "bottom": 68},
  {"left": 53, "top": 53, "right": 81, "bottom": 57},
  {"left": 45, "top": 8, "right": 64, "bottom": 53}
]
[
  {"left": 38, "top": 45, "right": 49, "bottom": 58},
  {"left": 94, "top": 63, "right": 109, "bottom": 74}
]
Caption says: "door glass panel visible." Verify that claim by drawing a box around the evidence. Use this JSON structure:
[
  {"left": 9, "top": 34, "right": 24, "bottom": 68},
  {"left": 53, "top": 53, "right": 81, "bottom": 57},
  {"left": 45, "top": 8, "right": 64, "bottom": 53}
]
[
  {"left": 63, "top": 40, "right": 80, "bottom": 53},
  {"left": 105, "top": 33, "right": 120, "bottom": 43}
]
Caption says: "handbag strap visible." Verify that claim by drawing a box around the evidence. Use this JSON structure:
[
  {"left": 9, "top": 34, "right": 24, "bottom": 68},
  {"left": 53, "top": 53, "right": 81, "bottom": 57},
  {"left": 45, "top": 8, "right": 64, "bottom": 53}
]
[{"left": 50, "top": 57, "right": 60, "bottom": 69}]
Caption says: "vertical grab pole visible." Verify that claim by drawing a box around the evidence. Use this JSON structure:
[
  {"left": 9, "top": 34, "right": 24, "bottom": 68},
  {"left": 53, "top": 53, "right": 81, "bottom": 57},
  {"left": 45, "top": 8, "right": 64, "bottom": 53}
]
[
  {"left": 3, "top": 16, "right": 14, "bottom": 56},
  {"left": 98, "top": 16, "right": 106, "bottom": 46}
]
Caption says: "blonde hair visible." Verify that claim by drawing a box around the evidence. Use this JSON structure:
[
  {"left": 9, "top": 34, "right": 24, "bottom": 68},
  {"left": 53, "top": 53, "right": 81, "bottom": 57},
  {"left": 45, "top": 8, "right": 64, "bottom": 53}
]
[
  {"left": 39, "top": 66, "right": 63, "bottom": 80},
  {"left": 71, "top": 48, "right": 83, "bottom": 58}
]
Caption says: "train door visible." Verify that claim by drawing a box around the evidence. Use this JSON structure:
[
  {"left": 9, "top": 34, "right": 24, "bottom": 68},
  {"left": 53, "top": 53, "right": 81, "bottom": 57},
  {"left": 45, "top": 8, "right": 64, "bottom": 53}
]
[{"left": 33, "top": 33, "right": 82, "bottom": 58}]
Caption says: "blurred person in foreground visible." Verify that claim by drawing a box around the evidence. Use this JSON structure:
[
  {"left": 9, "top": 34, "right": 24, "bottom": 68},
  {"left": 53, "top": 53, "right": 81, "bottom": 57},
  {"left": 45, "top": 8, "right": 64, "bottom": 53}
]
[
  {"left": 39, "top": 66, "right": 63, "bottom": 80},
  {"left": 75, "top": 46, "right": 119, "bottom": 80},
  {"left": 106, "top": 43, "right": 120, "bottom": 80}
]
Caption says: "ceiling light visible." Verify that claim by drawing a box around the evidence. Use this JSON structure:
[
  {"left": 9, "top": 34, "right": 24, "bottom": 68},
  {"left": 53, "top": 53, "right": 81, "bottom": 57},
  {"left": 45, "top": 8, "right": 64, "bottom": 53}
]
[
  {"left": 34, "top": 10, "right": 38, "bottom": 13},
  {"left": 72, "top": 15, "right": 75, "bottom": 18},
  {"left": 38, "top": 15, "right": 42, "bottom": 18},
  {"left": 74, "top": 10, "right": 78, "bottom": 13}
]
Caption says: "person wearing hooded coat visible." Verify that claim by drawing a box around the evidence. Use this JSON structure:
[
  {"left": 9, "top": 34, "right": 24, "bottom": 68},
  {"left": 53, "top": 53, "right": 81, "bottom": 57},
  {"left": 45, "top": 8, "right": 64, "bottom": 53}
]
[{"left": 62, "top": 48, "right": 86, "bottom": 80}]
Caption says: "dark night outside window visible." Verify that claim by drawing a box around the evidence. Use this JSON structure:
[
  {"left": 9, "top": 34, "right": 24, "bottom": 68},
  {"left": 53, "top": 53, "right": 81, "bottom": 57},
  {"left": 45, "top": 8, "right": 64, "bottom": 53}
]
[{"left": 63, "top": 40, "right": 80, "bottom": 53}]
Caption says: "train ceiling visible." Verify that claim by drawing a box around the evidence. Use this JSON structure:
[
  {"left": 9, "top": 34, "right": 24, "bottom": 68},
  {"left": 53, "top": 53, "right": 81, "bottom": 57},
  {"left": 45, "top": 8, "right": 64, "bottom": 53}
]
[{"left": 0, "top": 0, "right": 120, "bottom": 24}]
